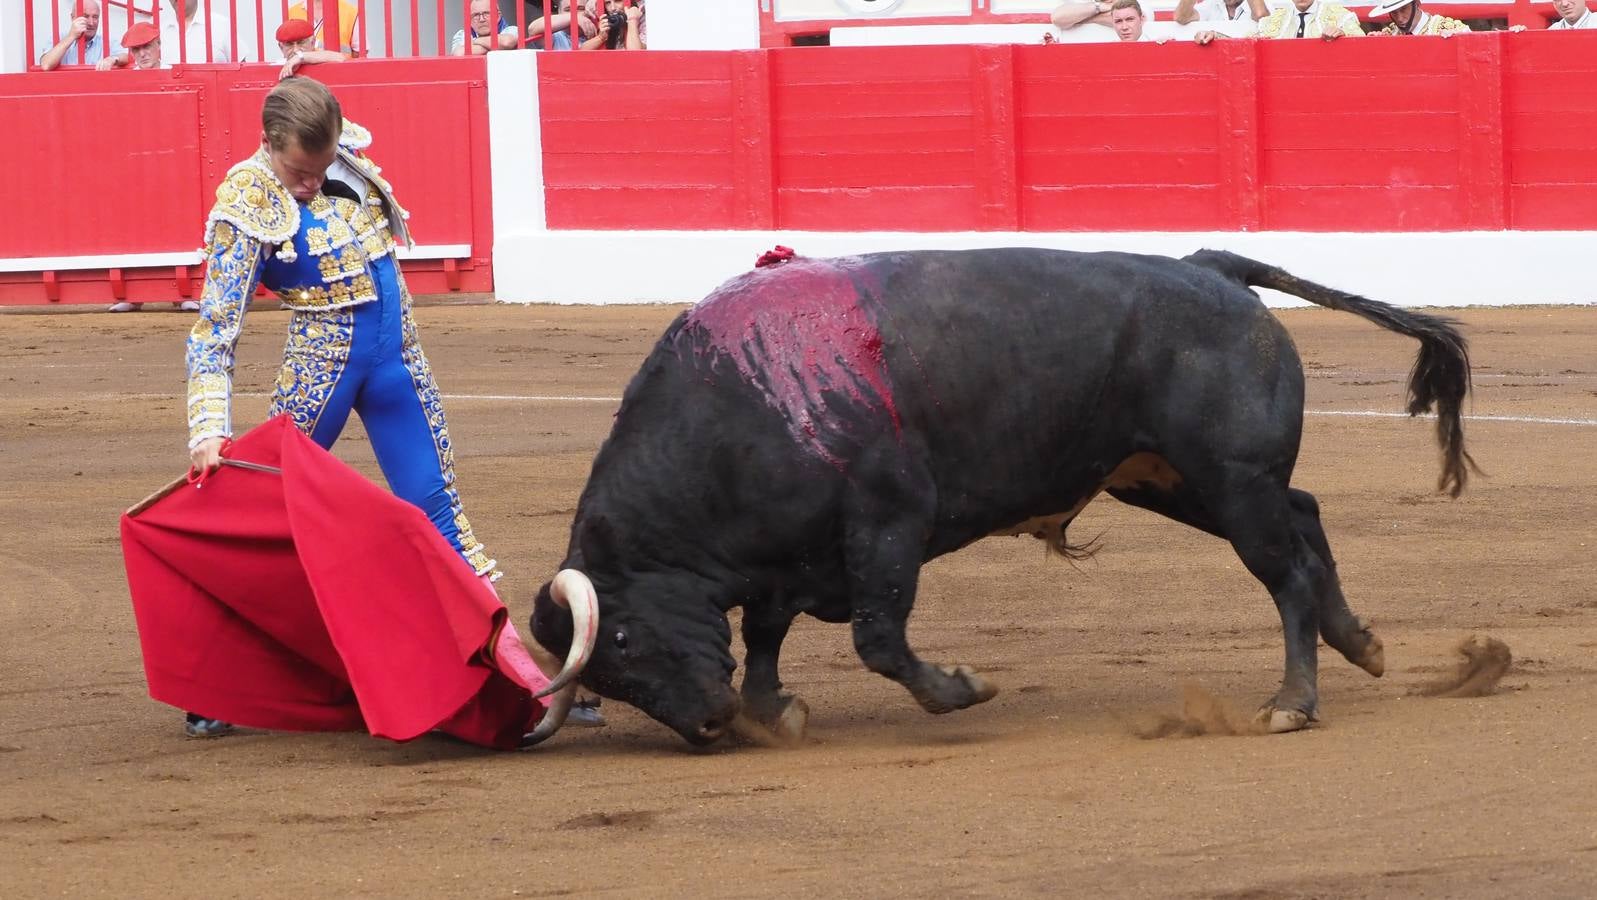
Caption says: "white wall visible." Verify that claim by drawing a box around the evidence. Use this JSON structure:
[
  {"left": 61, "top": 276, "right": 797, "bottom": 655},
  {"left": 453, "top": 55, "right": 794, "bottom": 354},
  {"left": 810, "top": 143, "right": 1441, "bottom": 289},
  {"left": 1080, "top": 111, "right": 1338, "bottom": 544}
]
[
  {"left": 493, "top": 230, "right": 1597, "bottom": 308},
  {"left": 1, "top": 0, "right": 25, "bottom": 72},
  {"left": 647, "top": 0, "right": 757, "bottom": 50}
]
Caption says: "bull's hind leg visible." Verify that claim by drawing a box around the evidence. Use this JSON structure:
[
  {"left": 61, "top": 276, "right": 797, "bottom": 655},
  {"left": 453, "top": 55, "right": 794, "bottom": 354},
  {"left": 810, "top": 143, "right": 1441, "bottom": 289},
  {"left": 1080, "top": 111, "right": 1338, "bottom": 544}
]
[
  {"left": 1289, "top": 489, "right": 1385, "bottom": 678},
  {"left": 843, "top": 468, "right": 998, "bottom": 715},
  {"left": 1212, "top": 483, "right": 1329, "bottom": 733}
]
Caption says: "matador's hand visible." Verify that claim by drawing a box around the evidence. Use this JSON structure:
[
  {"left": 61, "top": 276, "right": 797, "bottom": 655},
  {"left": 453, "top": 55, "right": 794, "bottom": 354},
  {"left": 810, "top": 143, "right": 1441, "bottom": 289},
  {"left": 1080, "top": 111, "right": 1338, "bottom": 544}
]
[{"left": 190, "top": 436, "right": 227, "bottom": 475}]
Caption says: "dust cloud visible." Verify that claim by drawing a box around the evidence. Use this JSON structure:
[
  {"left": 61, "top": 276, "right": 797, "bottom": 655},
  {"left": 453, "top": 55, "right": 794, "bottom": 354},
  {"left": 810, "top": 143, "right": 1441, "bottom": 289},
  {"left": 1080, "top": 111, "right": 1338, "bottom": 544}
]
[
  {"left": 1133, "top": 683, "right": 1267, "bottom": 739},
  {"left": 1414, "top": 634, "right": 1513, "bottom": 699}
]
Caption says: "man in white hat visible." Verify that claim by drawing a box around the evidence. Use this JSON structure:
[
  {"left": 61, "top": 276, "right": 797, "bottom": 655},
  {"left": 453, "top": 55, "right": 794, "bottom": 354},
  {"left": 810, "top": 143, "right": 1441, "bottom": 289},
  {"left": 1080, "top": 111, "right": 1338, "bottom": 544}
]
[
  {"left": 1367, "top": 0, "right": 1470, "bottom": 34},
  {"left": 1549, "top": 0, "right": 1596, "bottom": 29}
]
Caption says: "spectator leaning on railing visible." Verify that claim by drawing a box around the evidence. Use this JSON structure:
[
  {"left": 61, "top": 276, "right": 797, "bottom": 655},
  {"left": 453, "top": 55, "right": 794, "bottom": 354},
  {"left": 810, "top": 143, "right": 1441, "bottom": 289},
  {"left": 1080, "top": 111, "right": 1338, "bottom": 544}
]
[
  {"left": 1549, "top": 0, "right": 1597, "bottom": 28},
  {"left": 277, "top": 19, "right": 347, "bottom": 80},
  {"left": 96, "top": 22, "right": 169, "bottom": 72},
  {"left": 1109, "top": 0, "right": 1161, "bottom": 42},
  {"left": 526, "top": 0, "right": 598, "bottom": 50},
  {"left": 453, "top": 0, "right": 520, "bottom": 54},
  {"left": 37, "top": 0, "right": 108, "bottom": 70},
  {"left": 1366, "top": 0, "right": 1470, "bottom": 34}
]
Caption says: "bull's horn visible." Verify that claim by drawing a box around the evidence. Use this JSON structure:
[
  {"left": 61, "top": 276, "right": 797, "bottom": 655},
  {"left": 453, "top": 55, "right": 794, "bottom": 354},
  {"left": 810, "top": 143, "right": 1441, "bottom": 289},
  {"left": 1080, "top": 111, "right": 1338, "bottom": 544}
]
[
  {"left": 532, "top": 568, "right": 598, "bottom": 700},
  {"left": 519, "top": 675, "right": 577, "bottom": 748}
]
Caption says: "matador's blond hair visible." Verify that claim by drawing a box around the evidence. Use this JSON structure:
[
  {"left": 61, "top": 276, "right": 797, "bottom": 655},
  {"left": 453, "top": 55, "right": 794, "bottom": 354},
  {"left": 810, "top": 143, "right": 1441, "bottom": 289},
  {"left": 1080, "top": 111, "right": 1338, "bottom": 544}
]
[{"left": 262, "top": 77, "right": 343, "bottom": 153}]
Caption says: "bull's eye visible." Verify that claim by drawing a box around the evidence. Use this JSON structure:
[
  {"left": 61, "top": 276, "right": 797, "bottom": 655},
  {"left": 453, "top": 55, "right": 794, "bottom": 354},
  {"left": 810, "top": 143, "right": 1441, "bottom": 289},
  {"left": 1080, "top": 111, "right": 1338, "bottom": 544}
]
[{"left": 614, "top": 630, "right": 628, "bottom": 650}]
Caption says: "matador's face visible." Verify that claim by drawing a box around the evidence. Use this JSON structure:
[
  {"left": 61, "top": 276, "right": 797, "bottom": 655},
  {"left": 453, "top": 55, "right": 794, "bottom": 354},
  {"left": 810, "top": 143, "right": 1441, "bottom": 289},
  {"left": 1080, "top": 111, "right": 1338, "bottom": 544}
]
[{"left": 264, "top": 137, "right": 338, "bottom": 203}]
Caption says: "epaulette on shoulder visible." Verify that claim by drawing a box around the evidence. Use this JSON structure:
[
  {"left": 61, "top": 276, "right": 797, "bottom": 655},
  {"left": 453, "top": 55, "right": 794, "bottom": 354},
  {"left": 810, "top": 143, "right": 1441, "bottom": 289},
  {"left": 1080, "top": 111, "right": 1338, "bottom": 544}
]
[
  {"left": 206, "top": 154, "right": 299, "bottom": 251},
  {"left": 339, "top": 118, "right": 373, "bottom": 151}
]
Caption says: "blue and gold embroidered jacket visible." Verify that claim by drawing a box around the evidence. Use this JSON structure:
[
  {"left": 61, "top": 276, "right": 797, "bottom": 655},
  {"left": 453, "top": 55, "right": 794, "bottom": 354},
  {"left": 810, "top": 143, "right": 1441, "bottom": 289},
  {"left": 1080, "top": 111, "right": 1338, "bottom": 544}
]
[{"left": 185, "top": 121, "right": 414, "bottom": 448}]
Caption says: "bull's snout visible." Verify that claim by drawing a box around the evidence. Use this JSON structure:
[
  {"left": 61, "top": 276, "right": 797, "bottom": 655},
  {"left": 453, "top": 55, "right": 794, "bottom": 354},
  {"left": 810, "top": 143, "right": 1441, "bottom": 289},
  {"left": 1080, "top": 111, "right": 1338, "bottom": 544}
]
[{"left": 681, "top": 695, "right": 740, "bottom": 746}]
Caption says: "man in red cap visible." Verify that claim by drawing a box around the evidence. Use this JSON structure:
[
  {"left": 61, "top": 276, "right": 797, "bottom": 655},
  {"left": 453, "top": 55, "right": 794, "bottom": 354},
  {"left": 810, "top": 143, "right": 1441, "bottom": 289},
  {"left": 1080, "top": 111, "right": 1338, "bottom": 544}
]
[
  {"left": 96, "top": 22, "right": 166, "bottom": 71},
  {"left": 276, "top": 17, "right": 345, "bottom": 80}
]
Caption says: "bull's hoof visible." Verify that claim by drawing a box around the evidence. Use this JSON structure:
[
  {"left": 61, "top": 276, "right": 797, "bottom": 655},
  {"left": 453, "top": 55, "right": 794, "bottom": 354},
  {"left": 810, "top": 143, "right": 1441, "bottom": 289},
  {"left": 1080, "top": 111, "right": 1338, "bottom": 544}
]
[
  {"left": 731, "top": 694, "right": 809, "bottom": 747},
  {"left": 1355, "top": 632, "right": 1386, "bottom": 678},
  {"left": 913, "top": 664, "right": 1000, "bottom": 714},
  {"left": 1253, "top": 705, "right": 1314, "bottom": 734}
]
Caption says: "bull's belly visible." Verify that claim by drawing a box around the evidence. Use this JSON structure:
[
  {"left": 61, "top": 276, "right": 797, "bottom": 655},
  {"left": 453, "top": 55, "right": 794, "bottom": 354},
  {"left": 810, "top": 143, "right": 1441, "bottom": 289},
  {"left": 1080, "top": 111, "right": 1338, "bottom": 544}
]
[{"left": 986, "top": 452, "right": 1183, "bottom": 551}]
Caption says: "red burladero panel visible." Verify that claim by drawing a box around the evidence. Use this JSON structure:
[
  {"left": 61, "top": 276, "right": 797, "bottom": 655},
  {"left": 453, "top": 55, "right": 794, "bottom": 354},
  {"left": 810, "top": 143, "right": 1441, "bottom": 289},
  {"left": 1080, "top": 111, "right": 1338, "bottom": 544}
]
[
  {"left": 219, "top": 61, "right": 485, "bottom": 250},
  {"left": 0, "top": 75, "right": 205, "bottom": 257},
  {"left": 0, "top": 60, "right": 492, "bottom": 305},
  {"left": 771, "top": 45, "right": 982, "bottom": 231},
  {"left": 1503, "top": 32, "right": 1597, "bottom": 229},
  {"left": 540, "top": 52, "right": 740, "bottom": 230},
  {"left": 1015, "top": 42, "right": 1228, "bottom": 232},
  {"left": 1256, "top": 37, "right": 1467, "bottom": 231}
]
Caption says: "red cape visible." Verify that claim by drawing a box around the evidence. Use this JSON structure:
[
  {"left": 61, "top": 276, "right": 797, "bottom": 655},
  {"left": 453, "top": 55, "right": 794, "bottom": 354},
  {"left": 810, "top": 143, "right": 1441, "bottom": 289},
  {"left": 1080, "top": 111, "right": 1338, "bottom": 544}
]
[{"left": 120, "top": 416, "right": 546, "bottom": 750}]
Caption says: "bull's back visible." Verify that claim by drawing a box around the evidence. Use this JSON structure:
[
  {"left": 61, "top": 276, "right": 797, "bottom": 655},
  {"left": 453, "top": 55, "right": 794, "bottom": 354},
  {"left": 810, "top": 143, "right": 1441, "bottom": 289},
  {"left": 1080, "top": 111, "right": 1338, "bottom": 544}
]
[{"left": 601, "top": 248, "right": 1295, "bottom": 561}]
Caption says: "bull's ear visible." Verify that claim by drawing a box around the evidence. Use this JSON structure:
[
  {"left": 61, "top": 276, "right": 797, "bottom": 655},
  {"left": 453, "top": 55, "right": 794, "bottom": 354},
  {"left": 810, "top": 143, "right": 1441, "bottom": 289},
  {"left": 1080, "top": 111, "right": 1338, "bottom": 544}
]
[
  {"left": 531, "top": 580, "right": 573, "bottom": 650},
  {"left": 577, "top": 513, "right": 622, "bottom": 573}
]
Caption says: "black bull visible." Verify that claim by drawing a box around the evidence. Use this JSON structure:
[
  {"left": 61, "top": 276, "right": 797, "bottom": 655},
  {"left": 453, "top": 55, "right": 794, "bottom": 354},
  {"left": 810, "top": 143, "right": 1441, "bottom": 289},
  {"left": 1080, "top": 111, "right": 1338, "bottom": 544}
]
[{"left": 530, "top": 248, "right": 1476, "bottom": 746}]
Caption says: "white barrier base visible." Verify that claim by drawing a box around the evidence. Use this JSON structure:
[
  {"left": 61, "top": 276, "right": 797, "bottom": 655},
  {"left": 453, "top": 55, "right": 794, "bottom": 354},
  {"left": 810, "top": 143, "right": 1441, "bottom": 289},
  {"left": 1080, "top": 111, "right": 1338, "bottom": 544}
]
[{"left": 492, "top": 230, "right": 1597, "bottom": 308}]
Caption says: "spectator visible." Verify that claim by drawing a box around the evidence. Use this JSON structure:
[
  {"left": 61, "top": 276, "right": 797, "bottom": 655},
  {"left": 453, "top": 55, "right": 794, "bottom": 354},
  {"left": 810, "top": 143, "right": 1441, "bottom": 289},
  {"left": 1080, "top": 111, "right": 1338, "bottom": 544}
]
[
  {"left": 1050, "top": 0, "right": 1115, "bottom": 34},
  {"left": 283, "top": 0, "right": 363, "bottom": 56},
  {"left": 527, "top": 0, "right": 597, "bottom": 49},
  {"left": 95, "top": 22, "right": 168, "bottom": 72},
  {"left": 37, "top": 0, "right": 108, "bottom": 70},
  {"left": 453, "top": 0, "right": 520, "bottom": 54},
  {"left": 158, "top": 0, "right": 236, "bottom": 64},
  {"left": 1109, "top": 0, "right": 1158, "bottom": 41},
  {"left": 276, "top": 18, "right": 345, "bottom": 79},
  {"left": 1175, "top": 0, "right": 1267, "bottom": 26},
  {"left": 1256, "top": 0, "right": 1365, "bottom": 39},
  {"left": 1367, "top": 0, "right": 1470, "bottom": 34},
  {"left": 1549, "top": 0, "right": 1596, "bottom": 28},
  {"left": 582, "top": 0, "right": 644, "bottom": 50}
]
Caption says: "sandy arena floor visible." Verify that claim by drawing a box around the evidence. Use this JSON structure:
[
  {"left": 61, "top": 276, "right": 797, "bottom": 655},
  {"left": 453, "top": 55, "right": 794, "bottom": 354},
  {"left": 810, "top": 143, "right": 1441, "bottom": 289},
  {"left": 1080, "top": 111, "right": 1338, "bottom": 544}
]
[{"left": 2, "top": 299, "right": 1595, "bottom": 899}]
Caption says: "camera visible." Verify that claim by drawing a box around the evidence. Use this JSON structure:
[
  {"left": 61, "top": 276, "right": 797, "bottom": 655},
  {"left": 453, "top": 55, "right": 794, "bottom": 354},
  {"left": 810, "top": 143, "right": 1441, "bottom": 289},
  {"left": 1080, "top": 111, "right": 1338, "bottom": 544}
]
[{"left": 605, "top": 9, "right": 627, "bottom": 46}]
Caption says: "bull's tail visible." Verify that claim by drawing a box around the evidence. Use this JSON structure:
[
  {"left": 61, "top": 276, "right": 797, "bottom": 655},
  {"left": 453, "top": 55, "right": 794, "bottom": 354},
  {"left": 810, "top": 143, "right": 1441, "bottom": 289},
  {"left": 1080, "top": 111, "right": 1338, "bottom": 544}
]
[{"left": 1183, "top": 249, "right": 1479, "bottom": 497}]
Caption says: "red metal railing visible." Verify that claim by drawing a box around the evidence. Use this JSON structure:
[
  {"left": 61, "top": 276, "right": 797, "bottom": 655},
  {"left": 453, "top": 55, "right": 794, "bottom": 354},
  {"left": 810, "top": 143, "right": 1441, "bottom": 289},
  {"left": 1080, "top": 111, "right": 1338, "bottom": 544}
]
[{"left": 23, "top": 0, "right": 637, "bottom": 67}]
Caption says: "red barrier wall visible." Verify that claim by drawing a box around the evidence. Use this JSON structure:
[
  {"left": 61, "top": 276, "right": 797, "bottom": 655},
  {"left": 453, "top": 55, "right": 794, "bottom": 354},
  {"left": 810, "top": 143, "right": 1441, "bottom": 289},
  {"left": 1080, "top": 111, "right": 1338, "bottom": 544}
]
[
  {"left": 0, "top": 58, "right": 491, "bottom": 305},
  {"left": 541, "top": 32, "right": 1597, "bottom": 234}
]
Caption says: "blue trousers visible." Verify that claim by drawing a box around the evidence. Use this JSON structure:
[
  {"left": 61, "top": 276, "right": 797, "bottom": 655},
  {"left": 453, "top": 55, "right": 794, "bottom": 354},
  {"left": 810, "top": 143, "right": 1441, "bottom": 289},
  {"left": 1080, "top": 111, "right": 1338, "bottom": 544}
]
[{"left": 268, "top": 256, "right": 496, "bottom": 578}]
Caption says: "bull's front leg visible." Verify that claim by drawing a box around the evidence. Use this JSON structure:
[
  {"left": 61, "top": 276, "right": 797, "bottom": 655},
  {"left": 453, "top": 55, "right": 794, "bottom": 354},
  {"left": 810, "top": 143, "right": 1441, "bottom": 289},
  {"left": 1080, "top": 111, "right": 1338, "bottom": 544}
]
[
  {"left": 733, "top": 608, "right": 809, "bottom": 744},
  {"left": 843, "top": 483, "right": 998, "bottom": 714}
]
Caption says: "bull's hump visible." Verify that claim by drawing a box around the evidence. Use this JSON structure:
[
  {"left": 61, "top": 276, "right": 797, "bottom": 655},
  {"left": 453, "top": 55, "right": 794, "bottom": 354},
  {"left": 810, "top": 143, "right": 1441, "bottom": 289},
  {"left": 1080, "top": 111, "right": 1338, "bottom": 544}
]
[{"left": 683, "top": 259, "right": 901, "bottom": 464}]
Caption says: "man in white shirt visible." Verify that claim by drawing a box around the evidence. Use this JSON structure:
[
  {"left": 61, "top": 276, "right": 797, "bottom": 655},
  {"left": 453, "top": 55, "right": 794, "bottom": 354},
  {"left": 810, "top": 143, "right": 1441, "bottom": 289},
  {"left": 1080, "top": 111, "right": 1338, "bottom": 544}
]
[
  {"left": 38, "top": 0, "right": 109, "bottom": 69},
  {"left": 158, "top": 0, "right": 236, "bottom": 64},
  {"left": 1110, "top": 0, "right": 1152, "bottom": 40},
  {"left": 1549, "top": 0, "right": 1596, "bottom": 28},
  {"left": 452, "top": 0, "right": 520, "bottom": 54},
  {"left": 1175, "top": 0, "right": 1267, "bottom": 26},
  {"left": 1256, "top": 0, "right": 1365, "bottom": 38}
]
